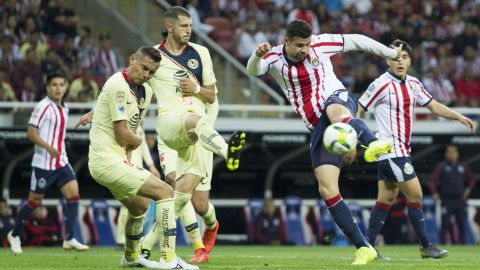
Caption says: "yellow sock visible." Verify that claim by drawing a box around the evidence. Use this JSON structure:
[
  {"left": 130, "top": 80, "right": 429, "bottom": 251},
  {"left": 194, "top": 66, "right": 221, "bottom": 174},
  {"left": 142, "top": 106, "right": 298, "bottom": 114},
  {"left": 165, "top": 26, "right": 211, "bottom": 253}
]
[
  {"left": 180, "top": 200, "right": 204, "bottom": 250},
  {"left": 116, "top": 205, "right": 128, "bottom": 245},
  {"left": 195, "top": 116, "right": 228, "bottom": 159},
  {"left": 124, "top": 212, "right": 145, "bottom": 261},
  {"left": 202, "top": 202, "right": 217, "bottom": 230},
  {"left": 157, "top": 198, "right": 176, "bottom": 263}
]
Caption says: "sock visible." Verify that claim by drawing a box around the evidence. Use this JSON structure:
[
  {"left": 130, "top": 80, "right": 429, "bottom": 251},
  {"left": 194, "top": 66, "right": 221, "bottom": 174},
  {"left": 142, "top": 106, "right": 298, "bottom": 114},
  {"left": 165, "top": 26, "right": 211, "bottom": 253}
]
[
  {"left": 174, "top": 191, "right": 192, "bottom": 215},
  {"left": 157, "top": 198, "right": 176, "bottom": 263},
  {"left": 202, "top": 202, "right": 217, "bottom": 230},
  {"left": 116, "top": 205, "right": 129, "bottom": 245},
  {"left": 195, "top": 116, "right": 228, "bottom": 159},
  {"left": 65, "top": 195, "right": 80, "bottom": 241},
  {"left": 12, "top": 200, "right": 40, "bottom": 237},
  {"left": 366, "top": 201, "right": 391, "bottom": 246},
  {"left": 407, "top": 202, "right": 430, "bottom": 248},
  {"left": 140, "top": 222, "right": 159, "bottom": 251},
  {"left": 326, "top": 194, "right": 368, "bottom": 248},
  {"left": 124, "top": 212, "right": 145, "bottom": 261},
  {"left": 180, "top": 200, "right": 204, "bottom": 250},
  {"left": 343, "top": 117, "right": 377, "bottom": 145}
]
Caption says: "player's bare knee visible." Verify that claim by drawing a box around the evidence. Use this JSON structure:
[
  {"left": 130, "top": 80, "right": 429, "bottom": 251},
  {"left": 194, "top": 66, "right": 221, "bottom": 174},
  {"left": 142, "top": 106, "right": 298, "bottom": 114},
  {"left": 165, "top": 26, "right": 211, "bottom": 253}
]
[{"left": 193, "top": 201, "right": 209, "bottom": 216}]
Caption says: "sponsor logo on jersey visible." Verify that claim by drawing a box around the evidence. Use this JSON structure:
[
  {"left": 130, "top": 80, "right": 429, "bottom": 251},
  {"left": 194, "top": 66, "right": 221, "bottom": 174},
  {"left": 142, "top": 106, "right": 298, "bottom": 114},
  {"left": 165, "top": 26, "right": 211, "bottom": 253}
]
[
  {"left": 188, "top": 59, "right": 199, "bottom": 69},
  {"left": 173, "top": 70, "right": 189, "bottom": 82}
]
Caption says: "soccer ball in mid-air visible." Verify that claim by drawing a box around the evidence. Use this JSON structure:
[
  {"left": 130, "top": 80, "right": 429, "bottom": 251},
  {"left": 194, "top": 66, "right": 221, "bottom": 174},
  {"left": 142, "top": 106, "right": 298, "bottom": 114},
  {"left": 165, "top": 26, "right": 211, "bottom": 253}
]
[{"left": 323, "top": 123, "right": 358, "bottom": 155}]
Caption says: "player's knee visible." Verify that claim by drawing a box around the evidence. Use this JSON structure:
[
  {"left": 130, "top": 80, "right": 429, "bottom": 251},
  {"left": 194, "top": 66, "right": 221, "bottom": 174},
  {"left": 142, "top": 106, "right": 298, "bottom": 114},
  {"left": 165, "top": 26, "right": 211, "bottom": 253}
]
[
  {"left": 318, "top": 185, "right": 337, "bottom": 199},
  {"left": 193, "top": 201, "right": 209, "bottom": 216},
  {"left": 129, "top": 205, "right": 148, "bottom": 217}
]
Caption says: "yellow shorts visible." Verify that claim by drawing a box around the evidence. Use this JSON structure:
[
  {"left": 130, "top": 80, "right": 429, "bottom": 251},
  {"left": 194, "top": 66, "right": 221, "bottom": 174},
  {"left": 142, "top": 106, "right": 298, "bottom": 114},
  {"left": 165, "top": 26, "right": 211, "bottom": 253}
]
[{"left": 88, "top": 157, "right": 151, "bottom": 201}]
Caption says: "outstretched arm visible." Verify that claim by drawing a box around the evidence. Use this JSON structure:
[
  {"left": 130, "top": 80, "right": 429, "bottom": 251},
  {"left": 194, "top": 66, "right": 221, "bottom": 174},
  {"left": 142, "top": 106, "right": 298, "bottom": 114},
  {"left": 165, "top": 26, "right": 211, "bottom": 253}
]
[
  {"left": 343, "top": 34, "right": 401, "bottom": 59},
  {"left": 246, "top": 42, "right": 272, "bottom": 76},
  {"left": 426, "top": 99, "right": 476, "bottom": 134}
]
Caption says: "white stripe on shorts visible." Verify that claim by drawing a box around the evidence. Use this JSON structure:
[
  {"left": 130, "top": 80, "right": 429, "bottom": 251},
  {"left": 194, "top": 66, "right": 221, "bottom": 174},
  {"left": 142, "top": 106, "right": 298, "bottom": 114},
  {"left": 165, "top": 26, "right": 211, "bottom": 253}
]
[{"left": 388, "top": 158, "right": 405, "bottom": 182}]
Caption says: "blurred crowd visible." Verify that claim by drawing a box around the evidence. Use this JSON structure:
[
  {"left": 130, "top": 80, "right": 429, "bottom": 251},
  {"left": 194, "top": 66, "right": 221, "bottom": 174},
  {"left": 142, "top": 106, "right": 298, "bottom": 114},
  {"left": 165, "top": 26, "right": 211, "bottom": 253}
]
[
  {"left": 0, "top": 0, "right": 123, "bottom": 103},
  {"left": 175, "top": 0, "right": 480, "bottom": 108}
]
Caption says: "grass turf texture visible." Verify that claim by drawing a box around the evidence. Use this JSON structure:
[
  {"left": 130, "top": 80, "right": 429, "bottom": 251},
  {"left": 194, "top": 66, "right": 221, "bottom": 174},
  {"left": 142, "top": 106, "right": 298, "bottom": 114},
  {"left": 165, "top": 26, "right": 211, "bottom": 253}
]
[{"left": 0, "top": 245, "right": 478, "bottom": 269}]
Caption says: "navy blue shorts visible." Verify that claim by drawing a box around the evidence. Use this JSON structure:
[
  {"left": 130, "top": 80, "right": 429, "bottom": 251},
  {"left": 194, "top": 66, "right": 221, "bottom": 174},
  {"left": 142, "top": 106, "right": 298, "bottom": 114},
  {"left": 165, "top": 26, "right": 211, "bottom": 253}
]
[
  {"left": 310, "top": 89, "right": 358, "bottom": 169},
  {"left": 30, "top": 164, "right": 77, "bottom": 194},
  {"left": 377, "top": 157, "right": 417, "bottom": 182}
]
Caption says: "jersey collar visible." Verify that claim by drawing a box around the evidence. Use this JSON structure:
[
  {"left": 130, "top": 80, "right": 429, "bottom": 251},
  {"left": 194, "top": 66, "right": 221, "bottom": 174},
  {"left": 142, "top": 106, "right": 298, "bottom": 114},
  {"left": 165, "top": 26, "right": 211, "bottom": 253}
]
[{"left": 387, "top": 70, "right": 406, "bottom": 84}]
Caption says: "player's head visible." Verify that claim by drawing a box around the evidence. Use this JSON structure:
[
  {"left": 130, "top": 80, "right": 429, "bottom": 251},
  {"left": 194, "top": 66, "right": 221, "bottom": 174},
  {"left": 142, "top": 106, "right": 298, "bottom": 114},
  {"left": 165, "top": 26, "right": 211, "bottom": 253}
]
[
  {"left": 445, "top": 144, "right": 459, "bottom": 163},
  {"left": 164, "top": 6, "right": 192, "bottom": 45},
  {"left": 386, "top": 39, "right": 412, "bottom": 79},
  {"left": 46, "top": 71, "right": 68, "bottom": 103},
  {"left": 127, "top": 46, "right": 162, "bottom": 85},
  {"left": 284, "top": 19, "right": 312, "bottom": 62}
]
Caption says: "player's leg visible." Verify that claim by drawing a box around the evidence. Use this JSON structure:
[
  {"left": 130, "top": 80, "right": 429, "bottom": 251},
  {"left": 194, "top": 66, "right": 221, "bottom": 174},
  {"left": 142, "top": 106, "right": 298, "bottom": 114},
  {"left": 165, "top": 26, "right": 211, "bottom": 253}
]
[
  {"left": 59, "top": 176, "right": 89, "bottom": 251},
  {"left": 366, "top": 180, "right": 398, "bottom": 247},
  {"left": 116, "top": 205, "right": 128, "bottom": 247},
  {"left": 453, "top": 201, "right": 467, "bottom": 244},
  {"left": 397, "top": 177, "right": 448, "bottom": 258},
  {"left": 440, "top": 201, "right": 453, "bottom": 244},
  {"left": 325, "top": 90, "right": 391, "bottom": 162},
  {"left": 184, "top": 113, "right": 246, "bottom": 170}
]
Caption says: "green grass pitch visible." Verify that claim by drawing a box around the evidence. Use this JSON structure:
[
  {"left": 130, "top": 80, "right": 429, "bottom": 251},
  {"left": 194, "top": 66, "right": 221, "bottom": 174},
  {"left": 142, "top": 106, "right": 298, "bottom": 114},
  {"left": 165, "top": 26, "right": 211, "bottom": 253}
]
[{"left": 0, "top": 245, "right": 479, "bottom": 269}]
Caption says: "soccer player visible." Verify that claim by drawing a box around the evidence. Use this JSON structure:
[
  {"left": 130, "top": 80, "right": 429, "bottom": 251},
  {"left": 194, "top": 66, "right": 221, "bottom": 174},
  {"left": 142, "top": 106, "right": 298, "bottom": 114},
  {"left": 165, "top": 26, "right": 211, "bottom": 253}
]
[
  {"left": 140, "top": 6, "right": 245, "bottom": 263},
  {"left": 360, "top": 39, "right": 475, "bottom": 259},
  {"left": 247, "top": 19, "right": 402, "bottom": 265},
  {"left": 7, "top": 72, "right": 89, "bottom": 254},
  {"left": 141, "top": 98, "right": 220, "bottom": 264},
  {"left": 88, "top": 46, "right": 197, "bottom": 269}
]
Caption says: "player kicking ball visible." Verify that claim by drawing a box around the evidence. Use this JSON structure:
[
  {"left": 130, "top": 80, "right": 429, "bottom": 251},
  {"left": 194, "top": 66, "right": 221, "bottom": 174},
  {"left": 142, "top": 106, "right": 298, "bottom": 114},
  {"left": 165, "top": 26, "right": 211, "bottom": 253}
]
[
  {"left": 359, "top": 39, "right": 476, "bottom": 259},
  {"left": 88, "top": 46, "right": 197, "bottom": 269}
]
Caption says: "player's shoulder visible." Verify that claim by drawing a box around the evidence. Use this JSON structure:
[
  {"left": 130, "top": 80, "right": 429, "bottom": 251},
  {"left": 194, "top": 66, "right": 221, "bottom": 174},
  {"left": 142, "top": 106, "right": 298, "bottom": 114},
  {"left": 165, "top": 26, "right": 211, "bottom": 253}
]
[
  {"left": 262, "top": 45, "right": 283, "bottom": 60},
  {"left": 35, "top": 96, "right": 53, "bottom": 109},
  {"left": 103, "top": 72, "right": 128, "bottom": 93},
  {"left": 369, "top": 72, "right": 392, "bottom": 88},
  {"left": 406, "top": 74, "right": 422, "bottom": 85},
  {"left": 311, "top": 33, "right": 343, "bottom": 44},
  {"left": 188, "top": 42, "right": 208, "bottom": 52}
]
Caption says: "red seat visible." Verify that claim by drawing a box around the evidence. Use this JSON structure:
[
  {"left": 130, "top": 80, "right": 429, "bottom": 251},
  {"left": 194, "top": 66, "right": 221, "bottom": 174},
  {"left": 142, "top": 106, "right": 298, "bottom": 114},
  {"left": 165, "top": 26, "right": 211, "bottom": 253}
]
[{"left": 205, "top": 16, "right": 231, "bottom": 32}]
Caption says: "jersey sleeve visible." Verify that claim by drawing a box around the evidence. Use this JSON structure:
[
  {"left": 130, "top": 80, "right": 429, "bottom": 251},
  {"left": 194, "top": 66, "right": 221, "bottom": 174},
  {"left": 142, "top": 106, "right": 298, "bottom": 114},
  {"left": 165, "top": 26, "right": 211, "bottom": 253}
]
[
  {"left": 247, "top": 50, "right": 277, "bottom": 76},
  {"left": 28, "top": 103, "right": 50, "bottom": 128},
  {"left": 413, "top": 80, "right": 433, "bottom": 106},
  {"left": 109, "top": 86, "right": 128, "bottom": 122},
  {"left": 311, "top": 34, "right": 345, "bottom": 56},
  {"left": 199, "top": 47, "right": 216, "bottom": 86},
  {"left": 358, "top": 80, "right": 386, "bottom": 111}
]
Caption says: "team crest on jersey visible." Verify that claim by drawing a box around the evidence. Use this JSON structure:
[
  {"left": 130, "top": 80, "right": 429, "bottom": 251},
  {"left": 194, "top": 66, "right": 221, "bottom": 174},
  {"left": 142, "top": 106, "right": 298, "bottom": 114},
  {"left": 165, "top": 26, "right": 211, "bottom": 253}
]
[
  {"left": 404, "top": 162, "right": 414, "bottom": 175},
  {"left": 38, "top": 177, "right": 46, "bottom": 189},
  {"left": 187, "top": 59, "right": 199, "bottom": 69},
  {"left": 368, "top": 84, "right": 375, "bottom": 92},
  {"left": 311, "top": 58, "right": 319, "bottom": 67},
  {"left": 116, "top": 91, "right": 125, "bottom": 104}
]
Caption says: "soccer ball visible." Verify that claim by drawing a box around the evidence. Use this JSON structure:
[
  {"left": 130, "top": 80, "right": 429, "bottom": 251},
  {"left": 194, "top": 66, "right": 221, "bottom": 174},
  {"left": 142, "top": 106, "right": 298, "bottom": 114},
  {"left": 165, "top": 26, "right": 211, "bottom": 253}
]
[{"left": 323, "top": 123, "right": 358, "bottom": 155}]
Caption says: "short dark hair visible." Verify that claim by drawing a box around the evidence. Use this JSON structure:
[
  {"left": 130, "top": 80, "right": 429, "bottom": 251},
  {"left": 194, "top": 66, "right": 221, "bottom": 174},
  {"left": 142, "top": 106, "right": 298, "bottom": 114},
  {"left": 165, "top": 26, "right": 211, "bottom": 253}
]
[
  {"left": 46, "top": 71, "right": 66, "bottom": 84},
  {"left": 286, "top": 20, "right": 312, "bottom": 40},
  {"left": 164, "top": 6, "right": 190, "bottom": 21},
  {"left": 136, "top": 46, "right": 162, "bottom": 62},
  {"left": 389, "top": 39, "right": 412, "bottom": 57}
]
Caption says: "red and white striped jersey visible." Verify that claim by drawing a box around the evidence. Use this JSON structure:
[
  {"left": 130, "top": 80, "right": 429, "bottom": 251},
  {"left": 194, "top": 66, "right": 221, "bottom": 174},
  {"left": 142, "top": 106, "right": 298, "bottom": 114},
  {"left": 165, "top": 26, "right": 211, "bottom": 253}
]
[
  {"left": 247, "top": 34, "right": 396, "bottom": 130},
  {"left": 358, "top": 72, "right": 432, "bottom": 159},
  {"left": 28, "top": 97, "right": 69, "bottom": 170}
]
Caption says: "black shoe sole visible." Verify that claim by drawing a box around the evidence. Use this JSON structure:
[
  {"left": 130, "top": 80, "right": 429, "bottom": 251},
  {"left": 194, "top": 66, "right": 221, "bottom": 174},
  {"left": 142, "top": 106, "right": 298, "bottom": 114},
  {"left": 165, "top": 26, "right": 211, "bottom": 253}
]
[{"left": 226, "top": 131, "right": 246, "bottom": 171}]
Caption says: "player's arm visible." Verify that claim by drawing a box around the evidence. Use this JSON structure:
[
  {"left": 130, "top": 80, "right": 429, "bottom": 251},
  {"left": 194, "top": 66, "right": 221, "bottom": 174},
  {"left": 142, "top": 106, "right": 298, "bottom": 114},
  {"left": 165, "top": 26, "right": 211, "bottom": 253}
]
[
  {"left": 343, "top": 34, "right": 401, "bottom": 59},
  {"left": 426, "top": 99, "right": 476, "bottom": 134},
  {"left": 179, "top": 78, "right": 215, "bottom": 103},
  {"left": 139, "top": 130, "right": 160, "bottom": 177},
  {"left": 113, "top": 120, "right": 142, "bottom": 149},
  {"left": 246, "top": 42, "right": 272, "bottom": 76},
  {"left": 27, "top": 125, "right": 60, "bottom": 157},
  {"left": 74, "top": 109, "right": 94, "bottom": 129}
]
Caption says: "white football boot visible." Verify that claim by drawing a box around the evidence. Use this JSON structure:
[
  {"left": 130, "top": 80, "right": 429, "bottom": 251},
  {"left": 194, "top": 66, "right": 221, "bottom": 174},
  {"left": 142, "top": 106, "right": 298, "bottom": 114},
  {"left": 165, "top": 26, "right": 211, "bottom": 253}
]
[
  {"left": 63, "top": 238, "right": 90, "bottom": 251},
  {"left": 120, "top": 254, "right": 159, "bottom": 268},
  {"left": 158, "top": 256, "right": 199, "bottom": 269},
  {"left": 7, "top": 230, "right": 23, "bottom": 254}
]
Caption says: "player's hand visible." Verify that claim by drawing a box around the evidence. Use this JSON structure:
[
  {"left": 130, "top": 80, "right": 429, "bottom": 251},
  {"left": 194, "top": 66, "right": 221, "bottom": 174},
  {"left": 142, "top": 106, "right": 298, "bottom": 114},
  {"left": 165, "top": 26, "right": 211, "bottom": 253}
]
[
  {"left": 255, "top": 42, "right": 272, "bottom": 57},
  {"left": 459, "top": 115, "right": 476, "bottom": 134},
  {"left": 74, "top": 111, "right": 93, "bottom": 129},
  {"left": 343, "top": 148, "right": 357, "bottom": 165},
  {"left": 47, "top": 146, "right": 60, "bottom": 158},
  {"left": 432, "top": 193, "right": 440, "bottom": 201},
  {"left": 392, "top": 43, "right": 404, "bottom": 59},
  {"left": 179, "top": 78, "right": 197, "bottom": 95},
  {"left": 148, "top": 164, "right": 160, "bottom": 178}
]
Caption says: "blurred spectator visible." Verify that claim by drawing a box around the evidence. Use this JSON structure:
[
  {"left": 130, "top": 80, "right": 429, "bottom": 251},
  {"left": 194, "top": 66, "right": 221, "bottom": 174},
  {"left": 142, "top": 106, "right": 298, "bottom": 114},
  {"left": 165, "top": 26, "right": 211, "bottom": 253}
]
[
  {"left": 47, "top": 0, "right": 78, "bottom": 39},
  {"left": 0, "top": 34, "right": 20, "bottom": 74},
  {"left": 452, "top": 22, "right": 478, "bottom": 56},
  {"left": 41, "top": 48, "right": 71, "bottom": 81},
  {"left": 96, "top": 32, "right": 123, "bottom": 78},
  {"left": 67, "top": 68, "right": 99, "bottom": 102},
  {"left": 238, "top": 0, "right": 266, "bottom": 27},
  {"left": 264, "top": 0, "right": 286, "bottom": 29},
  {"left": 3, "top": 15, "right": 22, "bottom": 44},
  {"left": 19, "top": 30, "right": 49, "bottom": 61},
  {"left": 19, "top": 76, "right": 39, "bottom": 102},
  {"left": 57, "top": 35, "right": 78, "bottom": 75},
  {"left": 453, "top": 46, "right": 480, "bottom": 81},
  {"left": 454, "top": 66, "right": 480, "bottom": 106},
  {"left": 287, "top": 0, "right": 320, "bottom": 34},
  {"left": 265, "top": 18, "right": 285, "bottom": 47},
  {"left": 77, "top": 31, "right": 97, "bottom": 71},
  {"left": 422, "top": 67, "right": 456, "bottom": 106},
  {"left": 380, "top": 193, "right": 410, "bottom": 245},
  {"left": 254, "top": 198, "right": 287, "bottom": 245},
  {"left": 0, "top": 199, "right": 15, "bottom": 247},
  {"left": 24, "top": 206, "right": 61, "bottom": 247},
  {"left": 10, "top": 47, "right": 43, "bottom": 96},
  {"left": 74, "top": 25, "right": 91, "bottom": 48},
  {"left": 352, "top": 63, "right": 379, "bottom": 96},
  {"left": 24, "top": 2, "right": 46, "bottom": 34},
  {"left": 186, "top": 0, "right": 213, "bottom": 35},
  {"left": 0, "top": 70, "right": 17, "bottom": 101},
  {"left": 235, "top": 18, "right": 267, "bottom": 65},
  {"left": 429, "top": 145, "right": 477, "bottom": 244}
]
